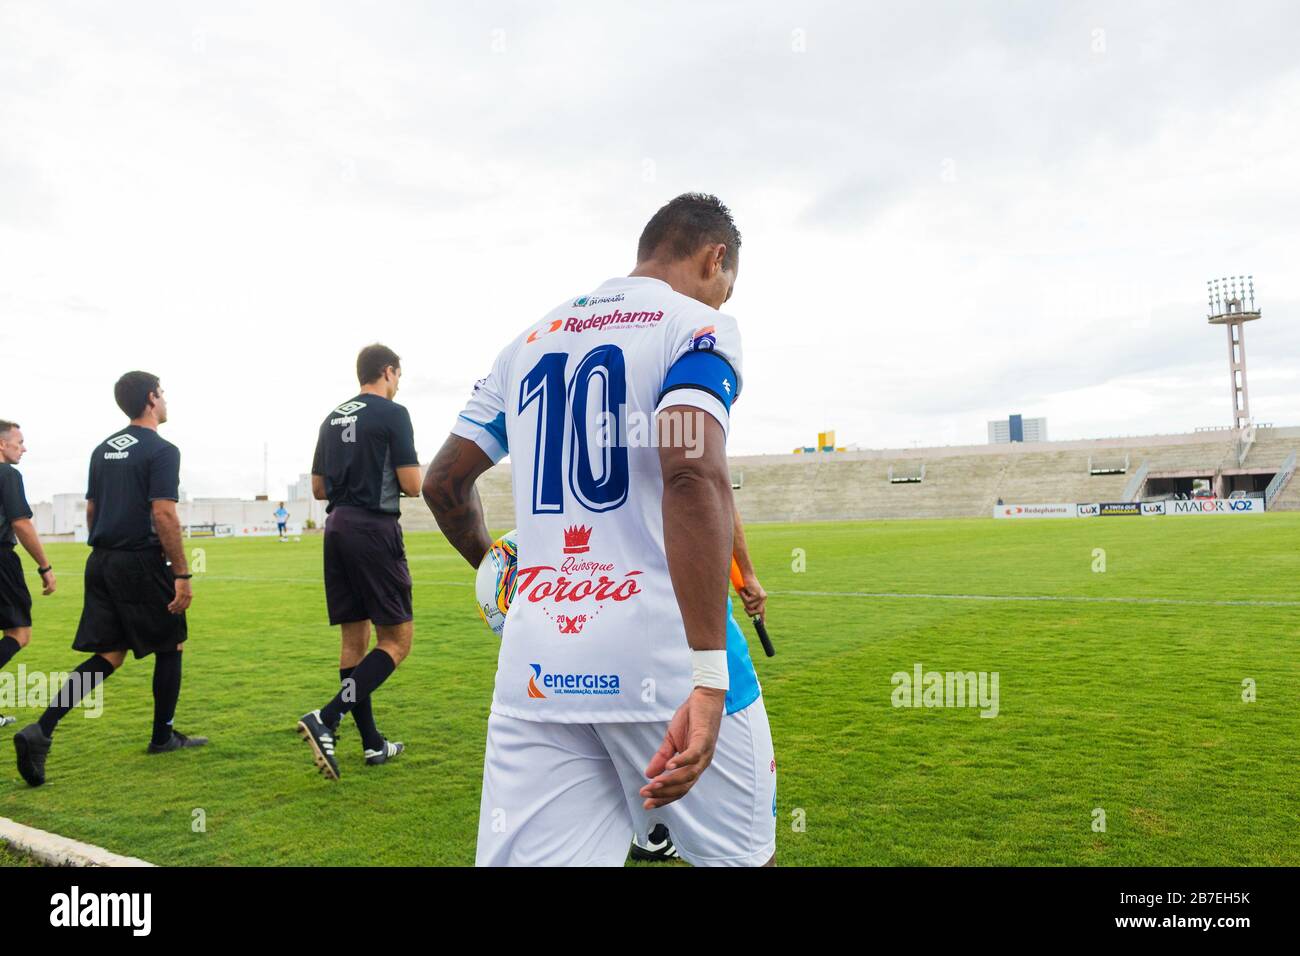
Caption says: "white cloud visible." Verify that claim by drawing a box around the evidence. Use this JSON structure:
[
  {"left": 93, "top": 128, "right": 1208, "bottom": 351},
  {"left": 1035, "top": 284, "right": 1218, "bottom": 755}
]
[{"left": 2, "top": 0, "right": 1298, "bottom": 501}]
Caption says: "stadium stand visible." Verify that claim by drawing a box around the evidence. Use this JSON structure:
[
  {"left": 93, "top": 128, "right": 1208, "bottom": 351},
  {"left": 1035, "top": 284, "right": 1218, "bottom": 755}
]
[{"left": 396, "top": 427, "right": 1300, "bottom": 527}]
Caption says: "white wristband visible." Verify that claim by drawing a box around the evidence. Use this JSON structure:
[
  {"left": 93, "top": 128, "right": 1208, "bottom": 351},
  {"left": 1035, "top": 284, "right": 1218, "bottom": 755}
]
[{"left": 691, "top": 650, "right": 729, "bottom": 690}]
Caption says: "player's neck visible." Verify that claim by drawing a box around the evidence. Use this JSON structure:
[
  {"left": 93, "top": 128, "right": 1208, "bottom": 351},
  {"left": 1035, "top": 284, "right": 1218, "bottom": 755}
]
[
  {"left": 129, "top": 416, "right": 159, "bottom": 432},
  {"left": 359, "top": 383, "right": 391, "bottom": 399},
  {"left": 629, "top": 260, "right": 680, "bottom": 287},
  {"left": 629, "top": 260, "right": 706, "bottom": 307}
]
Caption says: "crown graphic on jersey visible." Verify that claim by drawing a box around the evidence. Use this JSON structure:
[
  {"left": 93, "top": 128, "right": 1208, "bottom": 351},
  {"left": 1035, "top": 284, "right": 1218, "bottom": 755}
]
[{"left": 562, "top": 525, "right": 593, "bottom": 554}]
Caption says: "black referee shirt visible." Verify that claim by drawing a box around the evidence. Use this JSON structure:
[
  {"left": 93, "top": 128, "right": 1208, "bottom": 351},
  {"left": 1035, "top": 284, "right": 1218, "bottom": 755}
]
[
  {"left": 86, "top": 425, "right": 181, "bottom": 551},
  {"left": 0, "top": 463, "right": 33, "bottom": 548},
  {"left": 311, "top": 394, "right": 418, "bottom": 514}
]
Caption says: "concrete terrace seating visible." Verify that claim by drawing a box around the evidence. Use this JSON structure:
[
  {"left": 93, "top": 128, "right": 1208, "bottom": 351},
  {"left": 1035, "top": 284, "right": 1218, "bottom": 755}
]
[
  {"left": 1141, "top": 437, "right": 1238, "bottom": 475},
  {"left": 1241, "top": 427, "right": 1300, "bottom": 470},
  {"left": 394, "top": 428, "right": 1300, "bottom": 526}
]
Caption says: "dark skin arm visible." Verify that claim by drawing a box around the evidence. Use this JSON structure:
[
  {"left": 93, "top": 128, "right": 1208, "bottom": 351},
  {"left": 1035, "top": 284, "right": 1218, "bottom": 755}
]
[
  {"left": 151, "top": 499, "right": 191, "bottom": 613},
  {"left": 423, "top": 435, "right": 495, "bottom": 568},
  {"left": 640, "top": 408, "right": 733, "bottom": 810}
]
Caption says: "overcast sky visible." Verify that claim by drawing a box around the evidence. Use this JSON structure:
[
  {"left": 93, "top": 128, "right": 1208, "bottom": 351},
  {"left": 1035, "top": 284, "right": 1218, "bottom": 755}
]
[{"left": 3, "top": 0, "right": 1298, "bottom": 503}]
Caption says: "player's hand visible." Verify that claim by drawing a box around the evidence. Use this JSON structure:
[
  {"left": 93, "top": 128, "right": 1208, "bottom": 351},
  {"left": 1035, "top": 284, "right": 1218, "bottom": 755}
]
[
  {"left": 640, "top": 686, "right": 725, "bottom": 810},
  {"left": 738, "top": 573, "right": 767, "bottom": 619},
  {"left": 39, "top": 569, "right": 56, "bottom": 596},
  {"left": 168, "top": 577, "right": 193, "bottom": 614}
]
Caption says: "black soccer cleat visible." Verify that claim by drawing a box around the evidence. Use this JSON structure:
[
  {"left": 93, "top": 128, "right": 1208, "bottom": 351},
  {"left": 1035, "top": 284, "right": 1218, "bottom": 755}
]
[
  {"left": 364, "top": 739, "right": 405, "bottom": 766},
  {"left": 629, "top": 824, "right": 680, "bottom": 862},
  {"left": 297, "top": 710, "right": 340, "bottom": 780},
  {"left": 0, "top": 715, "right": 16, "bottom": 728},
  {"left": 147, "top": 730, "right": 209, "bottom": 754},
  {"left": 13, "top": 723, "right": 52, "bottom": 787}
]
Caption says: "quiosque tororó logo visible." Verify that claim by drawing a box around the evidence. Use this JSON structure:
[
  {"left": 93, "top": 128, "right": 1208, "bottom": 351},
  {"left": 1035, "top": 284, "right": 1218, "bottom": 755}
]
[{"left": 516, "top": 525, "right": 644, "bottom": 634}]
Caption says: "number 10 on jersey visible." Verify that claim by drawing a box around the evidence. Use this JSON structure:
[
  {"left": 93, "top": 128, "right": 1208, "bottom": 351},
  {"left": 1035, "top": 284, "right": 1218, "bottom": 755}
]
[{"left": 520, "top": 344, "right": 629, "bottom": 514}]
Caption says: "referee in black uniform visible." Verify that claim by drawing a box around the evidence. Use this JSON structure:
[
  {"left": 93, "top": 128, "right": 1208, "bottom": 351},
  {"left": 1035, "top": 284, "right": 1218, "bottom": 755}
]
[
  {"left": 298, "top": 344, "right": 420, "bottom": 780},
  {"left": 0, "top": 420, "right": 57, "bottom": 727},
  {"left": 13, "top": 372, "right": 207, "bottom": 787}
]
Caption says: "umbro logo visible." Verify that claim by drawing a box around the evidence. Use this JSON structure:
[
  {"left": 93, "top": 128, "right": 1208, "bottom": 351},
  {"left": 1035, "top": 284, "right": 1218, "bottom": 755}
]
[
  {"left": 106, "top": 434, "right": 139, "bottom": 452},
  {"left": 334, "top": 401, "right": 367, "bottom": 416}
]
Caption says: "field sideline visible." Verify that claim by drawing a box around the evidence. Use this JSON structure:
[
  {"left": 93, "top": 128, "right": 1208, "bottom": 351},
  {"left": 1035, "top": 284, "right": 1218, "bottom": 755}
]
[{"left": 1, "top": 514, "right": 1297, "bottom": 866}]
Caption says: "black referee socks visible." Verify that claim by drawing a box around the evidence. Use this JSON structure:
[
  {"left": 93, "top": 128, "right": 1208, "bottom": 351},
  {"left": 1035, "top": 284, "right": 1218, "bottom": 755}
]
[
  {"left": 0, "top": 635, "right": 21, "bottom": 669},
  {"left": 340, "top": 666, "right": 385, "bottom": 752},
  {"left": 38, "top": 654, "right": 117, "bottom": 737},
  {"left": 151, "top": 650, "right": 183, "bottom": 747},
  {"left": 320, "top": 648, "right": 396, "bottom": 730}
]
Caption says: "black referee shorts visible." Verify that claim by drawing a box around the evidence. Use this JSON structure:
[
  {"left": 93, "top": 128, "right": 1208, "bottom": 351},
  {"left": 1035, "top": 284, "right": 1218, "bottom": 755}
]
[
  {"left": 0, "top": 548, "right": 33, "bottom": 631},
  {"left": 323, "top": 506, "right": 413, "bottom": 627},
  {"left": 73, "top": 548, "right": 187, "bottom": 659}
]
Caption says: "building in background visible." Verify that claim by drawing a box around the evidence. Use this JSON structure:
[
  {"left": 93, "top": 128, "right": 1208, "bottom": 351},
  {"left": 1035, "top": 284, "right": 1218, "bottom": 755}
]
[
  {"left": 988, "top": 414, "right": 1048, "bottom": 444},
  {"left": 288, "top": 473, "right": 313, "bottom": 501},
  {"left": 33, "top": 493, "right": 328, "bottom": 538}
]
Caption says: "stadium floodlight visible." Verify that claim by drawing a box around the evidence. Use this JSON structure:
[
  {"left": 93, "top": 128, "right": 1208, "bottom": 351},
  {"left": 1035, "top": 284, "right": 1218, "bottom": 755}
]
[{"left": 1206, "top": 275, "right": 1262, "bottom": 431}]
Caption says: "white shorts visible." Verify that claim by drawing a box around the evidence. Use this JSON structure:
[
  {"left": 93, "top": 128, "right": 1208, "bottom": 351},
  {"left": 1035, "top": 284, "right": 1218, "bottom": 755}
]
[{"left": 475, "top": 696, "right": 776, "bottom": 867}]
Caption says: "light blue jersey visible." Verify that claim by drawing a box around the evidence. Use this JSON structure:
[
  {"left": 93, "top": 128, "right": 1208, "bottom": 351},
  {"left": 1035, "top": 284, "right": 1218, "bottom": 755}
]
[{"left": 725, "top": 596, "right": 761, "bottom": 715}]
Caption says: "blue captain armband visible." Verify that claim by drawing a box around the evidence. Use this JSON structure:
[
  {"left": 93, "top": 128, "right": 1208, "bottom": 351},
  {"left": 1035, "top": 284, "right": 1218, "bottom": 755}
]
[{"left": 657, "top": 351, "right": 739, "bottom": 411}]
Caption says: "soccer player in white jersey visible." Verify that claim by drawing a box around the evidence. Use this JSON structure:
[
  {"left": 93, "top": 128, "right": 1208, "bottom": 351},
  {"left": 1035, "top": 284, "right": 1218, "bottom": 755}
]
[{"left": 424, "top": 193, "right": 775, "bottom": 866}]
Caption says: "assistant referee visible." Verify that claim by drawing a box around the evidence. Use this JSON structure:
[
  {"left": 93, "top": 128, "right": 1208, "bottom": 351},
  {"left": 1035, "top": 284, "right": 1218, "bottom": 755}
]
[
  {"left": 0, "top": 420, "right": 57, "bottom": 727},
  {"left": 13, "top": 372, "right": 207, "bottom": 787},
  {"left": 297, "top": 344, "right": 420, "bottom": 780}
]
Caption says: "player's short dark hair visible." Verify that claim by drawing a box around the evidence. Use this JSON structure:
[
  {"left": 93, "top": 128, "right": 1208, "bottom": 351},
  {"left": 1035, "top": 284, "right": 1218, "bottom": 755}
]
[
  {"left": 357, "top": 344, "right": 401, "bottom": 385},
  {"left": 0, "top": 420, "right": 18, "bottom": 438},
  {"left": 114, "top": 371, "right": 161, "bottom": 419},
  {"left": 636, "top": 193, "right": 741, "bottom": 271}
]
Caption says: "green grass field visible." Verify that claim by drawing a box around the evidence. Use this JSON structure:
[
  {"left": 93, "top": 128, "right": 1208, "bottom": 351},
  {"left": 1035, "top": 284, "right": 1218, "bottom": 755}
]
[{"left": 1, "top": 514, "right": 1298, "bottom": 866}]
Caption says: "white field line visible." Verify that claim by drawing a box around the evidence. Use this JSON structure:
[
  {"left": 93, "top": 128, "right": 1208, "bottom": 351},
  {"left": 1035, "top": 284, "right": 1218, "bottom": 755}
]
[
  {"left": 769, "top": 589, "right": 1300, "bottom": 609},
  {"left": 203, "top": 577, "right": 1296, "bottom": 608},
  {"left": 0, "top": 816, "right": 154, "bottom": 867},
  {"left": 202, "top": 576, "right": 474, "bottom": 586}
]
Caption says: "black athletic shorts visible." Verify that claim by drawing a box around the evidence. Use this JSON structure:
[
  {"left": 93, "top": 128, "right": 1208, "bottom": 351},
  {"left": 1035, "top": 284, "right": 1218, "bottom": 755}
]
[
  {"left": 323, "top": 506, "right": 413, "bottom": 627},
  {"left": 73, "top": 548, "right": 187, "bottom": 659},
  {"left": 0, "top": 548, "right": 32, "bottom": 631}
]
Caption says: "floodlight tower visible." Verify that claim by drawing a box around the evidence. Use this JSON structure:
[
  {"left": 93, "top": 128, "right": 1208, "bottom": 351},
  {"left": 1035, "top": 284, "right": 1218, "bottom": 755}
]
[{"left": 1206, "top": 275, "right": 1261, "bottom": 430}]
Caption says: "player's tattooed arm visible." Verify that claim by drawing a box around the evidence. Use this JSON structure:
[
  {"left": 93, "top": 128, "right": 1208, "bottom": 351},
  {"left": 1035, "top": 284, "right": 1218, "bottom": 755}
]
[{"left": 423, "top": 435, "right": 495, "bottom": 568}]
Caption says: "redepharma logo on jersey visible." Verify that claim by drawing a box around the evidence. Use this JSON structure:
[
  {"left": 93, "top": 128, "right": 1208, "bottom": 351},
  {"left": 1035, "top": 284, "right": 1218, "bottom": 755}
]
[
  {"left": 525, "top": 309, "right": 664, "bottom": 343},
  {"left": 515, "top": 525, "right": 645, "bottom": 635},
  {"left": 526, "top": 663, "right": 620, "bottom": 699}
]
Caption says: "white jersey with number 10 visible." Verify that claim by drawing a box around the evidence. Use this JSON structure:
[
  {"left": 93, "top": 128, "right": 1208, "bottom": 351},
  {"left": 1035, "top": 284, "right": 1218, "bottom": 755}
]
[{"left": 452, "top": 275, "right": 743, "bottom": 724}]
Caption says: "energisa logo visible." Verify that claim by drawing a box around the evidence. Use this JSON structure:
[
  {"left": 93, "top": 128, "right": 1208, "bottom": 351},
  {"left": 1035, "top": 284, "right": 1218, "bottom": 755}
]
[{"left": 50, "top": 886, "right": 151, "bottom": 936}]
